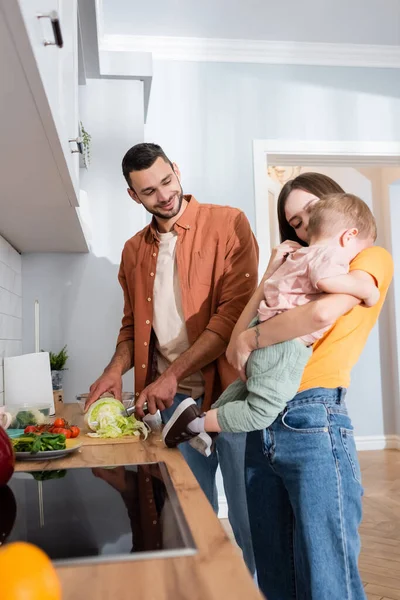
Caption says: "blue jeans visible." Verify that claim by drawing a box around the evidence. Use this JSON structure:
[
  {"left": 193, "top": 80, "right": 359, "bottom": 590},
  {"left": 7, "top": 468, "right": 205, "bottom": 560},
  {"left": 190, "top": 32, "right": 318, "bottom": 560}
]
[
  {"left": 245, "top": 387, "right": 365, "bottom": 600},
  {"left": 162, "top": 393, "right": 255, "bottom": 574}
]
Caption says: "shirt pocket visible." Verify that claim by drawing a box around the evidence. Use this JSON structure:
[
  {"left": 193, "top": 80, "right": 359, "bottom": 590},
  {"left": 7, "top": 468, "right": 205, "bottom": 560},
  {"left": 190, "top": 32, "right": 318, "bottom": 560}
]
[{"left": 191, "top": 247, "right": 218, "bottom": 287}]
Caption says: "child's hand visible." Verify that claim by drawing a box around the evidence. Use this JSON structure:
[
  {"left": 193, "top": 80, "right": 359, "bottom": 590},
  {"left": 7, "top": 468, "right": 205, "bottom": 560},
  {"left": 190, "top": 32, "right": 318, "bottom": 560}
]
[
  {"left": 265, "top": 241, "right": 302, "bottom": 278},
  {"left": 363, "top": 286, "right": 380, "bottom": 307}
]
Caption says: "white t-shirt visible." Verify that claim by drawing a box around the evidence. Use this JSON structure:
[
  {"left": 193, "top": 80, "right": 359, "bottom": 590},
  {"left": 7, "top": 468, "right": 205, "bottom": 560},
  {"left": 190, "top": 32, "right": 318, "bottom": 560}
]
[{"left": 153, "top": 230, "right": 204, "bottom": 399}]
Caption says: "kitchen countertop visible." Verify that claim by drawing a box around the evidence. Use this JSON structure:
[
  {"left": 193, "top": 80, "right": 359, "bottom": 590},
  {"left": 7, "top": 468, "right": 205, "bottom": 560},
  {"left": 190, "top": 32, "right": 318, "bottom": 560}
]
[{"left": 15, "top": 403, "right": 262, "bottom": 600}]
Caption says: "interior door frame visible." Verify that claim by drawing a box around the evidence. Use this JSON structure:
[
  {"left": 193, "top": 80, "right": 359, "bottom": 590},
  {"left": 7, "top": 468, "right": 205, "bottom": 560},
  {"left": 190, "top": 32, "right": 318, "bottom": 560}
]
[{"left": 253, "top": 139, "right": 400, "bottom": 273}]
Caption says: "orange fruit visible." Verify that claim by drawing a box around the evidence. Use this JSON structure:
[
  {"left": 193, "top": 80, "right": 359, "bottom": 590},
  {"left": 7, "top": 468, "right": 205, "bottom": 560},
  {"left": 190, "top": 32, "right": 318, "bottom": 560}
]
[{"left": 0, "top": 542, "right": 61, "bottom": 600}]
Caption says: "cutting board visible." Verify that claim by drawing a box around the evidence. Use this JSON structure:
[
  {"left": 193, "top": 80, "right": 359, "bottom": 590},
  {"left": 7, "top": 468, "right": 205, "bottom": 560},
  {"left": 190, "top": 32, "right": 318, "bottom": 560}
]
[
  {"left": 78, "top": 429, "right": 142, "bottom": 446},
  {"left": 56, "top": 404, "right": 146, "bottom": 445}
]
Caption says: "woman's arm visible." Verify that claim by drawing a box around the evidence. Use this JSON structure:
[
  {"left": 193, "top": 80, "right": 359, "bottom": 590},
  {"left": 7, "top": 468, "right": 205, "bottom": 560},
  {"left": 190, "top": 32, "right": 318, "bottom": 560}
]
[
  {"left": 229, "top": 270, "right": 373, "bottom": 379},
  {"left": 229, "top": 279, "right": 266, "bottom": 342},
  {"left": 246, "top": 270, "right": 374, "bottom": 350},
  {"left": 228, "top": 240, "right": 302, "bottom": 343}
]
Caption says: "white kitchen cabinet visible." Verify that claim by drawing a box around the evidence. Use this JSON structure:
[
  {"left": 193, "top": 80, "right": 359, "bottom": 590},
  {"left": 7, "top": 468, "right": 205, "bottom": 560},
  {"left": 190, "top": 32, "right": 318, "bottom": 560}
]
[
  {"left": 17, "top": 0, "right": 80, "bottom": 197},
  {"left": 0, "top": 0, "right": 88, "bottom": 252}
]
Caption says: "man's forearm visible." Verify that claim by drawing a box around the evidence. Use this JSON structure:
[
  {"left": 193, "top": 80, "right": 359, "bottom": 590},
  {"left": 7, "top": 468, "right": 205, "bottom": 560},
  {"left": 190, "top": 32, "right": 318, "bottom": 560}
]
[
  {"left": 165, "top": 330, "right": 226, "bottom": 382},
  {"left": 105, "top": 340, "right": 134, "bottom": 376}
]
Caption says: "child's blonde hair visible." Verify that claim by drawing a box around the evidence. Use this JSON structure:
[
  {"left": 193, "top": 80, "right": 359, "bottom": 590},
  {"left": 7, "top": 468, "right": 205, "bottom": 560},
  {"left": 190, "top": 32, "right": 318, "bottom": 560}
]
[{"left": 308, "top": 193, "right": 377, "bottom": 242}]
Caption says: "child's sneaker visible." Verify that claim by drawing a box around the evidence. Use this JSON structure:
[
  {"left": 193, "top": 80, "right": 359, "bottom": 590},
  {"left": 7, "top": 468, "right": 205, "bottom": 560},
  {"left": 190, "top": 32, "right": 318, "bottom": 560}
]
[
  {"left": 162, "top": 397, "right": 216, "bottom": 456},
  {"left": 188, "top": 432, "right": 215, "bottom": 457}
]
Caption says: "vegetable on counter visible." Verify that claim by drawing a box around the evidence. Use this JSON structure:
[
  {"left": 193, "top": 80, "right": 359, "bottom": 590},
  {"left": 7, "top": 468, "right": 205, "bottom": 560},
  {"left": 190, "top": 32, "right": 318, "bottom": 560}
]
[
  {"left": 84, "top": 398, "right": 149, "bottom": 440},
  {"left": 0, "top": 542, "right": 62, "bottom": 600},
  {"left": 12, "top": 433, "right": 66, "bottom": 454},
  {"left": 23, "top": 419, "right": 80, "bottom": 439},
  {"left": 10, "top": 409, "right": 47, "bottom": 430},
  {"left": 0, "top": 426, "right": 15, "bottom": 485}
]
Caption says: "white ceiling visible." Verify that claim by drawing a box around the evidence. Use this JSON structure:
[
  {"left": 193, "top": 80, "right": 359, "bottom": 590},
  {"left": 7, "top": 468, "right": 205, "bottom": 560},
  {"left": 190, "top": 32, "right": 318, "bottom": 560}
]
[{"left": 100, "top": 0, "right": 400, "bottom": 46}]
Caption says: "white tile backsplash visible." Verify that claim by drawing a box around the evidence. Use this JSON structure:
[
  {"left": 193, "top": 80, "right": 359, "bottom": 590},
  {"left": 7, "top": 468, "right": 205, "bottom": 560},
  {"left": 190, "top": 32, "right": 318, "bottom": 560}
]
[
  {"left": 0, "top": 392, "right": 4, "bottom": 406},
  {"left": 0, "top": 288, "right": 22, "bottom": 318},
  {"left": 0, "top": 314, "right": 22, "bottom": 340},
  {"left": 0, "top": 237, "right": 22, "bottom": 375},
  {"left": 0, "top": 341, "right": 22, "bottom": 359},
  {"left": 0, "top": 236, "right": 21, "bottom": 274},
  {"left": 0, "top": 263, "right": 22, "bottom": 297}
]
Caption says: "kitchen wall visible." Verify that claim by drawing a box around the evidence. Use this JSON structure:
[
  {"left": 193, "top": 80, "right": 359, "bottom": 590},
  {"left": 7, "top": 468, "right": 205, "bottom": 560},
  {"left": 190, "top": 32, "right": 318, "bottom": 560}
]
[
  {"left": 22, "top": 78, "right": 146, "bottom": 400},
  {"left": 0, "top": 235, "right": 22, "bottom": 406},
  {"left": 145, "top": 62, "right": 400, "bottom": 230}
]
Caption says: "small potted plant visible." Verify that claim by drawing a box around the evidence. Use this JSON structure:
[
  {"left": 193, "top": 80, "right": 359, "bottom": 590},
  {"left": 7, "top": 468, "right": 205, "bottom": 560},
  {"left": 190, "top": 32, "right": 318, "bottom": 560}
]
[
  {"left": 79, "top": 121, "right": 91, "bottom": 169},
  {"left": 47, "top": 346, "right": 68, "bottom": 391}
]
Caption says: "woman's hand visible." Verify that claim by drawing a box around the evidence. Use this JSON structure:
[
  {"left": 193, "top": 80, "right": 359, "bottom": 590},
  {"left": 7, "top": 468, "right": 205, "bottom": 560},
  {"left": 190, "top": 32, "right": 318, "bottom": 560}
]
[
  {"left": 264, "top": 240, "right": 302, "bottom": 278},
  {"left": 226, "top": 330, "right": 253, "bottom": 382}
]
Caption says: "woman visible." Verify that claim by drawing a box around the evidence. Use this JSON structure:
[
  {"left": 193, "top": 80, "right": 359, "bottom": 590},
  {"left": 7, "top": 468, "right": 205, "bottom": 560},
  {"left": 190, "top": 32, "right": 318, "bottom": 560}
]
[{"left": 227, "top": 173, "right": 393, "bottom": 599}]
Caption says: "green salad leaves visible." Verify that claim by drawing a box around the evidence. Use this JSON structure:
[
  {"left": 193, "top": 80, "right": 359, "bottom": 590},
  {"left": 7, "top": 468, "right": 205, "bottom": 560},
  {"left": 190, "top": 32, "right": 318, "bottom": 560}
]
[{"left": 12, "top": 433, "right": 66, "bottom": 454}]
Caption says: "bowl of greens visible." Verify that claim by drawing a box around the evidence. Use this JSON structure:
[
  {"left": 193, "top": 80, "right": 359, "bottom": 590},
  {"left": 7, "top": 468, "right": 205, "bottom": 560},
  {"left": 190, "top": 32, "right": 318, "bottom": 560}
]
[
  {"left": 12, "top": 433, "right": 82, "bottom": 460},
  {"left": 6, "top": 404, "right": 51, "bottom": 430}
]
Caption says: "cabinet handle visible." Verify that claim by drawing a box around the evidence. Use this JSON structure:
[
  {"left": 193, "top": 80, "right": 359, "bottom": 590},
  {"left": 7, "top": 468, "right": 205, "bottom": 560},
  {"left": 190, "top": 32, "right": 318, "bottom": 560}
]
[
  {"left": 69, "top": 137, "right": 83, "bottom": 154},
  {"left": 37, "top": 11, "right": 64, "bottom": 48}
]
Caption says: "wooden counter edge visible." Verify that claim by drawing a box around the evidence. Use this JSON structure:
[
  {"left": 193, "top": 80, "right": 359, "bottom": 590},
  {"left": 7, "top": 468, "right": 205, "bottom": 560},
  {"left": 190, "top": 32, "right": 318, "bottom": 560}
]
[{"left": 14, "top": 403, "right": 262, "bottom": 600}]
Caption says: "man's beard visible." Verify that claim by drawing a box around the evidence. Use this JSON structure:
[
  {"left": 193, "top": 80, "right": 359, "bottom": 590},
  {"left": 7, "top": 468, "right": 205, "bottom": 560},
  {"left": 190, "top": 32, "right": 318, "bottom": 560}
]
[{"left": 151, "top": 188, "right": 184, "bottom": 220}]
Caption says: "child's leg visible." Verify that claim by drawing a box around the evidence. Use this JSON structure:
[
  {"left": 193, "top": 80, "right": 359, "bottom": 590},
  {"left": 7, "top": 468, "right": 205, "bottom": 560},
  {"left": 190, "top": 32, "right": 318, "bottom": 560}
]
[
  {"left": 215, "top": 341, "right": 312, "bottom": 433},
  {"left": 162, "top": 341, "right": 311, "bottom": 449},
  {"left": 189, "top": 378, "right": 248, "bottom": 434}
]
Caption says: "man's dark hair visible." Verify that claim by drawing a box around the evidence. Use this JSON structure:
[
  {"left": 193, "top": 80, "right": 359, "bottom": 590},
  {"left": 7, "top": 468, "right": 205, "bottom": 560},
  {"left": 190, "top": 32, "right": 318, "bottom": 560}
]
[{"left": 122, "top": 143, "right": 172, "bottom": 188}]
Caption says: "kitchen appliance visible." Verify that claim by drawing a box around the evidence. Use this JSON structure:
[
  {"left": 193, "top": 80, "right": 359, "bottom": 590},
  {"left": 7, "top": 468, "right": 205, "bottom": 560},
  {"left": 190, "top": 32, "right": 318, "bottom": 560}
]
[{"left": 3, "top": 462, "right": 196, "bottom": 565}]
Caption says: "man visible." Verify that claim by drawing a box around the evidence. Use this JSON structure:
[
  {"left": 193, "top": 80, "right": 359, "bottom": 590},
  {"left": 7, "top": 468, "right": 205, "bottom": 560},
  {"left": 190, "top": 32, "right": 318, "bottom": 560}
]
[{"left": 85, "top": 143, "right": 258, "bottom": 573}]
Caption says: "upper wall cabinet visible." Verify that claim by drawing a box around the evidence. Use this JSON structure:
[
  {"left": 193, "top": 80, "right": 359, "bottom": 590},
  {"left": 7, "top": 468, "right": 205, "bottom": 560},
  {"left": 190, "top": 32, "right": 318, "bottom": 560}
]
[
  {"left": 17, "top": 0, "right": 80, "bottom": 196},
  {"left": 0, "top": 0, "right": 88, "bottom": 252}
]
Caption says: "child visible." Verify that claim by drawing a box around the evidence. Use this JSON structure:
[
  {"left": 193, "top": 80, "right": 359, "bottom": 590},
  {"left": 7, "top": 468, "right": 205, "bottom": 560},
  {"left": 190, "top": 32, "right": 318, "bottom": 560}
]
[{"left": 162, "top": 193, "right": 379, "bottom": 454}]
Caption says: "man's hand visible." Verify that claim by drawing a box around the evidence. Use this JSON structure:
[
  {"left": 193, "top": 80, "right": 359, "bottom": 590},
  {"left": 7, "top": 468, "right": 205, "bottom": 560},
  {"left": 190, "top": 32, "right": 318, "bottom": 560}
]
[
  {"left": 84, "top": 368, "right": 123, "bottom": 412},
  {"left": 226, "top": 329, "right": 253, "bottom": 382},
  {"left": 135, "top": 371, "right": 178, "bottom": 418}
]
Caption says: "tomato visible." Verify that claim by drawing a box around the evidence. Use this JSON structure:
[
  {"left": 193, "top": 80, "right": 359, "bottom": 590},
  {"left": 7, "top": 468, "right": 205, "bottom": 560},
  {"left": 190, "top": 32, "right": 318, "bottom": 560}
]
[
  {"left": 24, "top": 426, "right": 37, "bottom": 434},
  {"left": 51, "top": 428, "right": 62, "bottom": 434},
  {"left": 53, "top": 418, "right": 65, "bottom": 428},
  {"left": 69, "top": 426, "right": 80, "bottom": 438},
  {"left": 58, "top": 428, "right": 71, "bottom": 439}
]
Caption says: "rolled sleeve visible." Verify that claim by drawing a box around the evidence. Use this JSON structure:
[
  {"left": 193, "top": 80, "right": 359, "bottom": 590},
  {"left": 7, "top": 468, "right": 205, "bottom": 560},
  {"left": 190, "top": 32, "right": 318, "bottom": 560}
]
[{"left": 206, "top": 211, "right": 259, "bottom": 343}]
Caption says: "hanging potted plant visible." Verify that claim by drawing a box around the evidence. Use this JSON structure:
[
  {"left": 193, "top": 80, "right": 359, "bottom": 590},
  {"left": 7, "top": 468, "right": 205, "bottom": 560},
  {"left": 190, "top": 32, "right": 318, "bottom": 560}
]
[
  {"left": 79, "top": 121, "right": 92, "bottom": 169},
  {"left": 46, "top": 346, "right": 68, "bottom": 391}
]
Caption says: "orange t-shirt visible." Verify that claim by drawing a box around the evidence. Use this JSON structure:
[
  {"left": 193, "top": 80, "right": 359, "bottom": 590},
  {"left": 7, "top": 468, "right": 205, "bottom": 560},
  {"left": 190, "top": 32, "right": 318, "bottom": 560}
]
[{"left": 299, "top": 246, "right": 394, "bottom": 391}]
